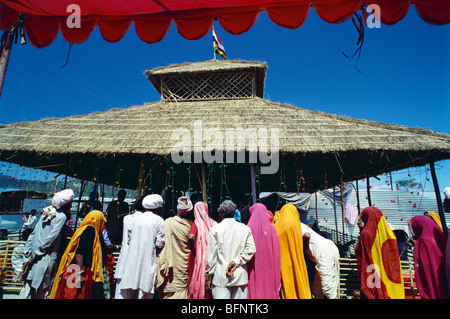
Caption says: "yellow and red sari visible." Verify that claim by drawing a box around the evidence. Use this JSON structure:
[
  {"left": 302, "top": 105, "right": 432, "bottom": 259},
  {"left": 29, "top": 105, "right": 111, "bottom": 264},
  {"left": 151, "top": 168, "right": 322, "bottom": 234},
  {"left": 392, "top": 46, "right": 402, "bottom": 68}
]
[{"left": 355, "top": 207, "right": 404, "bottom": 299}]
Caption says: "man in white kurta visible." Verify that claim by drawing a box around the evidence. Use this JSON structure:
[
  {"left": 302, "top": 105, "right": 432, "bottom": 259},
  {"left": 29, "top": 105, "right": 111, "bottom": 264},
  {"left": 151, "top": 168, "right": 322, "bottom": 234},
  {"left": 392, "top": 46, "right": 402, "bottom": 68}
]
[
  {"left": 114, "top": 199, "right": 142, "bottom": 299},
  {"left": 120, "top": 194, "right": 165, "bottom": 299},
  {"left": 19, "top": 189, "right": 73, "bottom": 299},
  {"left": 301, "top": 222, "right": 340, "bottom": 299},
  {"left": 206, "top": 200, "right": 256, "bottom": 299}
]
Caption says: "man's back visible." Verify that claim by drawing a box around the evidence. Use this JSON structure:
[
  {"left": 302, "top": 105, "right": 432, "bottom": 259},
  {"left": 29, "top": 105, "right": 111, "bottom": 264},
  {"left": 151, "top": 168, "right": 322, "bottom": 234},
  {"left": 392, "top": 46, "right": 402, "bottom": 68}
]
[
  {"left": 121, "top": 212, "right": 165, "bottom": 293},
  {"left": 207, "top": 218, "right": 255, "bottom": 287}
]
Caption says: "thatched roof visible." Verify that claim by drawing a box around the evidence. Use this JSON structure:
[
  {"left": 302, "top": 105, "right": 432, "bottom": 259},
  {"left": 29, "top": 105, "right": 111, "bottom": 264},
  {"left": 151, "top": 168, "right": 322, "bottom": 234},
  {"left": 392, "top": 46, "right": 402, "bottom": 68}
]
[{"left": 0, "top": 96, "right": 449, "bottom": 192}]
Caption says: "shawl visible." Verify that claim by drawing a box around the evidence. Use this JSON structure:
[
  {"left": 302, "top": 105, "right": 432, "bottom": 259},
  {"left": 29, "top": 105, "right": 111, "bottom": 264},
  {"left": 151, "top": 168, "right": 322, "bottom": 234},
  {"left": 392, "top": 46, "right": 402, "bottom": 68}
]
[
  {"left": 50, "top": 210, "right": 106, "bottom": 299},
  {"left": 424, "top": 211, "right": 443, "bottom": 230},
  {"left": 355, "top": 207, "right": 404, "bottom": 299},
  {"left": 156, "top": 215, "right": 192, "bottom": 293},
  {"left": 274, "top": 204, "right": 311, "bottom": 299},
  {"left": 409, "top": 215, "right": 447, "bottom": 299},
  {"left": 188, "top": 202, "right": 217, "bottom": 299},
  {"left": 247, "top": 203, "right": 281, "bottom": 299}
]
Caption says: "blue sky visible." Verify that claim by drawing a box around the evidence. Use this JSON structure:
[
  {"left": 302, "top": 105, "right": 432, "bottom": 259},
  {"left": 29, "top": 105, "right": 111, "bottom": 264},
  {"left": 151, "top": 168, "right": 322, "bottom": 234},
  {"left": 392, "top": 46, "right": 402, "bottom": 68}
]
[{"left": 0, "top": 7, "right": 449, "bottom": 192}]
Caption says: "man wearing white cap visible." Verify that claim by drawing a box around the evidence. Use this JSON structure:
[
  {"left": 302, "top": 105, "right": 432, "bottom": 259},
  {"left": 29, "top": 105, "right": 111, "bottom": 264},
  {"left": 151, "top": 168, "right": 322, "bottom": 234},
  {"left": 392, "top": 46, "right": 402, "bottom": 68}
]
[
  {"left": 19, "top": 189, "right": 74, "bottom": 299},
  {"left": 120, "top": 194, "right": 165, "bottom": 299},
  {"left": 156, "top": 196, "right": 194, "bottom": 299}
]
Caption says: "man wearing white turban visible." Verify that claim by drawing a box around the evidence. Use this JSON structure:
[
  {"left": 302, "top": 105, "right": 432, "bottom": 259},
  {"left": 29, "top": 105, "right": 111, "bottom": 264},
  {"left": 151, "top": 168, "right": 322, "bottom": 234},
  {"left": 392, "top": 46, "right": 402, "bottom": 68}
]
[
  {"left": 120, "top": 194, "right": 165, "bottom": 299},
  {"left": 156, "top": 196, "right": 194, "bottom": 299},
  {"left": 19, "top": 189, "right": 74, "bottom": 299}
]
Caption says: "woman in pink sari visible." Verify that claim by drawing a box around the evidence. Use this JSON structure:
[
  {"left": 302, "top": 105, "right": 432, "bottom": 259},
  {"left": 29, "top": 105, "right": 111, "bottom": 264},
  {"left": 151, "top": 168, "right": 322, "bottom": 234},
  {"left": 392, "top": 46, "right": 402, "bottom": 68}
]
[
  {"left": 187, "top": 202, "right": 217, "bottom": 299},
  {"left": 247, "top": 203, "right": 281, "bottom": 299},
  {"left": 409, "top": 215, "right": 447, "bottom": 299}
]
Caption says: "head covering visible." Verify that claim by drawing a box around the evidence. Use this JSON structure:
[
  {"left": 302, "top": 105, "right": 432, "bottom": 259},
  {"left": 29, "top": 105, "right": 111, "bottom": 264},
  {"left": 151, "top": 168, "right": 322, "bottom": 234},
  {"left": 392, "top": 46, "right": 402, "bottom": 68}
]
[
  {"left": 188, "top": 202, "right": 217, "bottom": 299},
  {"left": 408, "top": 215, "right": 446, "bottom": 299},
  {"left": 142, "top": 194, "right": 163, "bottom": 210},
  {"left": 177, "top": 196, "right": 193, "bottom": 216},
  {"left": 274, "top": 203, "right": 311, "bottom": 299},
  {"left": 267, "top": 210, "right": 274, "bottom": 223},
  {"left": 247, "top": 203, "right": 281, "bottom": 299},
  {"left": 234, "top": 209, "right": 241, "bottom": 222},
  {"left": 443, "top": 187, "right": 450, "bottom": 200},
  {"left": 42, "top": 205, "right": 57, "bottom": 222},
  {"left": 51, "top": 189, "right": 74, "bottom": 209},
  {"left": 50, "top": 210, "right": 106, "bottom": 299},
  {"left": 355, "top": 207, "right": 404, "bottom": 299},
  {"left": 424, "top": 211, "right": 443, "bottom": 230}
]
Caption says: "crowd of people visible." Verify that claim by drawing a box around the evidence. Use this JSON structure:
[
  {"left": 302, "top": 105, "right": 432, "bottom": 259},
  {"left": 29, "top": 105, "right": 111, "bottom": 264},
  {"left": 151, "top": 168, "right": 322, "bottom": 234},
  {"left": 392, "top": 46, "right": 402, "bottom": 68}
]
[{"left": 13, "top": 186, "right": 450, "bottom": 299}]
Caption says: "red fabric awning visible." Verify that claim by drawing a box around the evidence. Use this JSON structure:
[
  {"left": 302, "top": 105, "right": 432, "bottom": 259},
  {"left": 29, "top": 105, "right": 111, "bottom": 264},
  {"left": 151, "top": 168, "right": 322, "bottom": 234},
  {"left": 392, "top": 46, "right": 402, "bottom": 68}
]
[{"left": 0, "top": 0, "right": 449, "bottom": 48}]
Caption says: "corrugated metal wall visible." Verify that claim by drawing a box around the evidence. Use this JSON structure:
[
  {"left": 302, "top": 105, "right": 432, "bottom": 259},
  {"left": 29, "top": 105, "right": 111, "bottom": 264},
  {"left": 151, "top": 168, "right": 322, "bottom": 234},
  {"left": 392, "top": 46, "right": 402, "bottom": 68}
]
[{"left": 306, "top": 189, "right": 447, "bottom": 239}]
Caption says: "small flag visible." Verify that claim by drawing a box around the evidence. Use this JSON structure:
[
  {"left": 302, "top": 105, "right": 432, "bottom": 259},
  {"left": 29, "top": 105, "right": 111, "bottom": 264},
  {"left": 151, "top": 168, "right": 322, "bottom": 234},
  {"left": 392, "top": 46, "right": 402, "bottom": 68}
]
[{"left": 212, "top": 26, "right": 227, "bottom": 60}]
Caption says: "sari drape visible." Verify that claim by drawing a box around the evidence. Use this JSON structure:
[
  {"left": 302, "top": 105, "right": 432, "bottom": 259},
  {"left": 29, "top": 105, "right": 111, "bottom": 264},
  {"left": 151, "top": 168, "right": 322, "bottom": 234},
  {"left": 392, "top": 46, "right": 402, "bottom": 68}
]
[
  {"left": 247, "top": 203, "right": 281, "bottom": 299},
  {"left": 274, "top": 204, "right": 311, "bottom": 299},
  {"left": 50, "top": 210, "right": 106, "bottom": 299},
  {"left": 355, "top": 207, "right": 404, "bottom": 299},
  {"left": 409, "top": 215, "right": 447, "bottom": 299},
  {"left": 188, "top": 202, "right": 217, "bottom": 299}
]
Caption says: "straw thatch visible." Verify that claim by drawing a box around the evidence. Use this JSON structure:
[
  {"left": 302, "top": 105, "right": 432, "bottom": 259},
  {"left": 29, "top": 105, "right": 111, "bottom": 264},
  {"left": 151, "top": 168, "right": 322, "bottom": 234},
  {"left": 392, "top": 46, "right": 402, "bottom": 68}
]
[
  {"left": 146, "top": 59, "right": 267, "bottom": 99},
  {"left": 0, "top": 60, "right": 449, "bottom": 193}
]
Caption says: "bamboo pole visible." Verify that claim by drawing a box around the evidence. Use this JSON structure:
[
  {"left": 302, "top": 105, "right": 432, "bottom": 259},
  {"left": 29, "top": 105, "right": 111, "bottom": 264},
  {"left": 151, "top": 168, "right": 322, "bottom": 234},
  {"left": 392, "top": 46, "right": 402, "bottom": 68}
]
[
  {"left": 136, "top": 156, "right": 146, "bottom": 201},
  {"left": 250, "top": 163, "right": 257, "bottom": 205},
  {"left": 201, "top": 161, "right": 207, "bottom": 203},
  {"left": 366, "top": 172, "right": 372, "bottom": 207},
  {"left": 430, "top": 161, "right": 448, "bottom": 238},
  {"left": 0, "top": 28, "right": 13, "bottom": 99}
]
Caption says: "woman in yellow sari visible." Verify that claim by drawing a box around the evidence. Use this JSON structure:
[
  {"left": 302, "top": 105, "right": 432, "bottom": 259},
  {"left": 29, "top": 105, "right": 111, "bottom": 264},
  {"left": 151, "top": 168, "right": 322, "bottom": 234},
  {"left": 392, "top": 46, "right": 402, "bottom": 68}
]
[
  {"left": 50, "top": 210, "right": 106, "bottom": 299},
  {"left": 274, "top": 204, "right": 311, "bottom": 299}
]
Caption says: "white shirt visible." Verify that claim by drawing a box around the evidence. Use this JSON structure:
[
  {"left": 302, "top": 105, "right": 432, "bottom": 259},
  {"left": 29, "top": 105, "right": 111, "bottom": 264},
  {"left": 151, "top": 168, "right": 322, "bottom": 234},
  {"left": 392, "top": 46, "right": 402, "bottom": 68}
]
[
  {"left": 114, "top": 212, "right": 138, "bottom": 280},
  {"left": 301, "top": 223, "right": 337, "bottom": 263},
  {"left": 121, "top": 211, "right": 165, "bottom": 293},
  {"left": 206, "top": 218, "right": 256, "bottom": 287}
]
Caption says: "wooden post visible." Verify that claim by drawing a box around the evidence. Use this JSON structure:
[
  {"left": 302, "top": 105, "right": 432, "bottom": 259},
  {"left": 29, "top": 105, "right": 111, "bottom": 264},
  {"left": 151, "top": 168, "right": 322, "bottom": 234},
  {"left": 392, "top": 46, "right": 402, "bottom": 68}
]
[
  {"left": 0, "top": 29, "right": 13, "bottom": 99},
  {"left": 137, "top": 156, "right": 145, "bottom": 200},
  {"left": 430, "top": 161, "right": 448, "bottom": 238},
  {"left": 340, "top": 178, "right": 345, "bottom": 238},
  {"left": 201, "top": 161, "right": 207, "bottom": 203},
  {"left": 74, "top": 161, "right": 87, "bottom": 231},
  {"left": 355, "top": 179, "right": 361, "bottom": 215},
  {"left": 366, "top": 173, "right": 372, "bottom": 207},
  {"left": 250, "top": 163, "right": 257, "bottom": 205},
  {"left": 315, "top": 192, "right": 318, "bottom": 220},
  {"left": 333, "top": 186, "right": 338, "bottom": 241},
  {"left": 0, "top": 14, "right": 26, "bottom": 99}
]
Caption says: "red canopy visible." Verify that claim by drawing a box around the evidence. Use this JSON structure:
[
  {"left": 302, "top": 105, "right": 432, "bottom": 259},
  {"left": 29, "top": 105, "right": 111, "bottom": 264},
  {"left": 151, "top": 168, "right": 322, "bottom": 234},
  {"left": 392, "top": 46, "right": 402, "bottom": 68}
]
[{"left": 0, "top": 0, "right": 449, "bottom": 48}]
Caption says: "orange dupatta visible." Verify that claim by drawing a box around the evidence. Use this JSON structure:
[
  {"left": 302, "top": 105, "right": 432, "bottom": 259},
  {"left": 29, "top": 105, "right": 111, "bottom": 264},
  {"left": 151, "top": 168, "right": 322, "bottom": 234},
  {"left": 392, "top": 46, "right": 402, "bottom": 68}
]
[
  {"left": 274, "top": 204, "right": 311, "bottom": 299},
  {"left": 50, "top": 210, "right": 106, "bottom": 299}
]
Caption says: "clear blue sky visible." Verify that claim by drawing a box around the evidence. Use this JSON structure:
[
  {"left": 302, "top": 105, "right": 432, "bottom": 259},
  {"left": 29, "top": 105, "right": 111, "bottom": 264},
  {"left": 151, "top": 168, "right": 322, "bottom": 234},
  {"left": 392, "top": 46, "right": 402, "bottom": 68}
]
[{"left": 0, "top": 8, "right": 449, "bottom": 192}]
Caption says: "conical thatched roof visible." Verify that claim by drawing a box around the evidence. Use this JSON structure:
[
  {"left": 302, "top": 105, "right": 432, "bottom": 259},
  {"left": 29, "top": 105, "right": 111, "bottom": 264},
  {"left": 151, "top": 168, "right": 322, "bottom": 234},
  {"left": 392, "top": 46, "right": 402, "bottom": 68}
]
[
  {"left": 0, "top": 60, "right": 449, "bottom": 193},
  {"left": 0, "top": 97, "right": 449, "bottom": 191}
]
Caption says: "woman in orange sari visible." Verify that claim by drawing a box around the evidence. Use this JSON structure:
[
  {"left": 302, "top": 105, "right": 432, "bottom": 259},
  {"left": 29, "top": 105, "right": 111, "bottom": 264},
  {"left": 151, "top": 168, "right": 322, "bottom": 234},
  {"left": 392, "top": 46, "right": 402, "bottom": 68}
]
[
  {"left": 274, "top": 204, "right": 311, "bottom": 299},
  {"left": 50, "top": 210, "right": 106, "bottom": 299}
]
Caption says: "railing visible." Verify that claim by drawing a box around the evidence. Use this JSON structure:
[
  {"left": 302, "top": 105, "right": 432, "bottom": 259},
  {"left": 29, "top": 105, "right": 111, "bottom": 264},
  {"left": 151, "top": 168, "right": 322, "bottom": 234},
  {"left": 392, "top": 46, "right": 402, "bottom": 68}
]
[
  {"left": 0, "top": 239, "right": 26, "bottom": 295},
  {"left": 337, "top": 258, "right": 419, "bottom": 299}
]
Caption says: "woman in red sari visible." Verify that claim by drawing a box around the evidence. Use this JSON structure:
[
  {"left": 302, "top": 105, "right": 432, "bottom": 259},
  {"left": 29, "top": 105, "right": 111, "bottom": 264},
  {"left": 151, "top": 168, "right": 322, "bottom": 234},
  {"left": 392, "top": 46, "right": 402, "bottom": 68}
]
[
  {"left": 355, "top": 206, "right": 404, "bottom": 299},
  {"left": 409, "top": 215, "right": 447, "bottom": 299}
]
